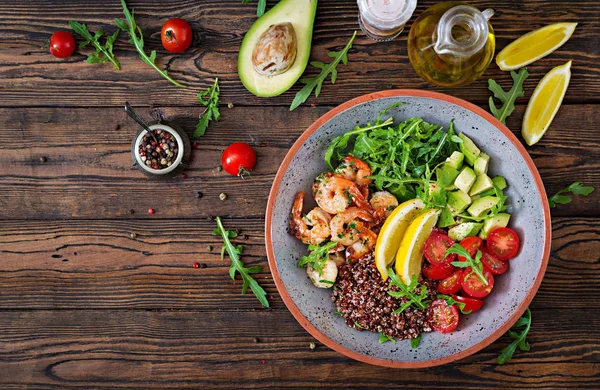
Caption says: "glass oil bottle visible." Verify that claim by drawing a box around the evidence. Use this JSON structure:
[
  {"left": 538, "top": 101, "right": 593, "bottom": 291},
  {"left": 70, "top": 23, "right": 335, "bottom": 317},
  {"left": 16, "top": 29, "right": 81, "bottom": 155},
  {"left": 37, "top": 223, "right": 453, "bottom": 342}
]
[{"left": 408, "top": 2, "right": 495, "bottom": 87}]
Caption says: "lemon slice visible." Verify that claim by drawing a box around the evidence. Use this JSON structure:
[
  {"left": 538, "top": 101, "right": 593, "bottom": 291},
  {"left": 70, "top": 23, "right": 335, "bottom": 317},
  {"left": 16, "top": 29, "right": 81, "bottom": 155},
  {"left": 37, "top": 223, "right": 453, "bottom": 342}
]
[
  {"left": 375, "top": 198, "right": 425, "bottom": 281},
  {"left": 394, "top": 208, "right": 440, "bottom": 285},
  {"left": 496, "top": 23, "right": 577, "bottom": 71},
  {"left": 522, "top": 61, "right": 572, "bottom": 146}
]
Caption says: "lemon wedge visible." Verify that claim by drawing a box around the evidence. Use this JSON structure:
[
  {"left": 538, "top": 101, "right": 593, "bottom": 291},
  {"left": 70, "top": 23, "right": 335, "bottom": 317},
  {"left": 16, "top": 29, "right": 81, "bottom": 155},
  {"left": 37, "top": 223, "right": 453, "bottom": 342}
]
[
  {"left": 375, "top": 198, "right": 425, "bottom": 281},
  {"left": 496, "top": 23, "right": 577, "bottom": 71},
  {"left": 522, "top": 61, "right": 572, "bottom": 146},
  {"left": 395, "top": 208, "right": 440, "bottom": 285}
]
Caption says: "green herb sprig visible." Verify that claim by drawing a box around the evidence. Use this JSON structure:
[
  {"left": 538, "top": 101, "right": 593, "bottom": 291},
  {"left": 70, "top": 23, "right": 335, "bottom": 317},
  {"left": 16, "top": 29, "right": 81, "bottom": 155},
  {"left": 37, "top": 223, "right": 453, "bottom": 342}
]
[
  {"left": 69, "top": 21, "right": 120, "bottom": 70},
  {"left": 298, "top": 241, "right": 338, "bottom": 276},
  {"left": 548, "top": 182, "right": 594, "bottom": 208},
  {"left": 213, "top": 217, "right": 269, "bottom": 308},
  {"left": 410, "top": 334, "right": 422, "bottom": 348},
  {"left": 241, "top": 0, "right": 268, "bottom": 17},
  {"left": 195, "top": 78, "right": 221, "bottom": 138},
  {"left": 290, "top": 31, "right": 357, "bottom": 111},
  {"left": 379, "top": 332, "right": 396, "bottom": 344},
  {"left": 488, "top": 68, "right": 529, "bottom": 123},
  {"left": 436, "top": 294, "right": 472, "bottom": 315},
  {"left": 115, "top": 0, "right": 187, "bottom": 88},
  {"left": 446, "top": 244, "right": 488, "bottom": 286},
  {"left": 387, "top": 269, "right": 430, "bottom": 314},
  {"left": 498, "top": 308, "right": 532, "bottom": 364}
]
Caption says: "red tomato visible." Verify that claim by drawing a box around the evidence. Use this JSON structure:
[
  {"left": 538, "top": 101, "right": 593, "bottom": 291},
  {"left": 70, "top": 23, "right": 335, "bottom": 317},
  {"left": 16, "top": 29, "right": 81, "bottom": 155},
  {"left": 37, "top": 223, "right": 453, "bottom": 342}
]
[
  {"left": 422, "top": 263, "right": 455, "bottom": 280},
  {"left": 461, "top": 267, "right": 494, "bottom": 298},
  {"left": 428, "top": 299, "right": 459, "bottom": 333},
  {"left": 50, "top": 31, "right": 76, "bottom": 58},
  {"left": 452, "top": 295, "right": 484, "bottom": 313},
  {"left": 436, "top": 269, "right": 462, "bottom": 294},
  {"left": 161, "top": 18, "right": 193, "bottom": 53},
  {"left": 222, "top": 142, "right": 257, "bottom": 176},
  {"left": 424, "top": 233, "right": 456, "bottom": 267},
  {"left": 457, "top": 236, "right": 483, "bottom": 262},
  {"left": 480, "top": 248, "right": 508, "bottom": 275},
  {"left": 487, "top": 227, "right": 520, "bottom": 261}
]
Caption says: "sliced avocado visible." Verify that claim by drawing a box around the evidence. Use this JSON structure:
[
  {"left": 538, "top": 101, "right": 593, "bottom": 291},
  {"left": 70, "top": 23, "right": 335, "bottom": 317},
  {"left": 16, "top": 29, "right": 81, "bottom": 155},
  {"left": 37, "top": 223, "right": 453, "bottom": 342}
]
[
  {"left": 458, "top": 133, "right": 481, "bottom": 166},
  {"left": 473, "top": 152, "right": 490, "bottom": 175},
  {"left": 439, "top": 165, "right": 459, "bottom": 188},
  {"left": 469, "top": 174, "right": 494, "bottom": 196},
  {"left": 455, "top": 167, "right": 476, "bottom": 193},
  {"left": 492, "top": 176, "right": 507, "bottom": 190},
  {"left": 447, "top": 190, "right": 472, "bottom": 213},
  {"left": 438, "top": 207, "right": 455, "bottom": 228},
  {"left": 238, "top": 0, "right": 318, "bottom": 97},
  {"left": 448, "top": 222, "right": 483, "bottom": 241},
  {"left": 467, "top": 196, "right": 499, "bottom": 217},
  {"left": 446, "top": 151, "right": 464, "bottom": 170},
  {"left": 480, "top": 213, "right": 511, "bottom": 239}
]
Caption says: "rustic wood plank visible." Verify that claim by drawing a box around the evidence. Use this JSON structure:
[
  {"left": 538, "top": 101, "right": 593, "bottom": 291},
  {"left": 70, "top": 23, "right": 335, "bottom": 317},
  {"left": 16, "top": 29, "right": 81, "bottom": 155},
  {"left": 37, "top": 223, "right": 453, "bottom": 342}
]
[
  {"left": 0, "top": 105, "right": 597, "bottom": 220},
  {"left": 0, "top": 217, "right": 596, "bottom": 310},
  {"left": 0, "top": 0, "right": 597, "bottom": 107},
  {"left": 0, "top": 308, "right": 597, "bottom": 389}
]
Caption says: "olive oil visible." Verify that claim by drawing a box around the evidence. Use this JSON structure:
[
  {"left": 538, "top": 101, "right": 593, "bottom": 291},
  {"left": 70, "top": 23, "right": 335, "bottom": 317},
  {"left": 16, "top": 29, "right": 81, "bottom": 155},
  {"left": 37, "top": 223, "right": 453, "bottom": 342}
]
[{"left": 408, "top": 2, "right": 495, "bottom": 87}]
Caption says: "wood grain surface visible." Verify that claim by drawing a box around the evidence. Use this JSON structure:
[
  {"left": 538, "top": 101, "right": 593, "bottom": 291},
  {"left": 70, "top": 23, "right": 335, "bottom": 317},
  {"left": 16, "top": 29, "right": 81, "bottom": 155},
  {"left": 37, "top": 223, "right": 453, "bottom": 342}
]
[{"left": 0, "top": 0, "right": 598, "bottom": 388}]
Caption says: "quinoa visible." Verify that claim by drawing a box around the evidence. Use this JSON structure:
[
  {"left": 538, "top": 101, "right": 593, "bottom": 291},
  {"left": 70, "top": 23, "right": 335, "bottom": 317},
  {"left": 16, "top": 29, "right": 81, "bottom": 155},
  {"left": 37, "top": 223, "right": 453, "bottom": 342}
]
[{"left": 332, "top": 255, "right": 434, "bottom": 340}]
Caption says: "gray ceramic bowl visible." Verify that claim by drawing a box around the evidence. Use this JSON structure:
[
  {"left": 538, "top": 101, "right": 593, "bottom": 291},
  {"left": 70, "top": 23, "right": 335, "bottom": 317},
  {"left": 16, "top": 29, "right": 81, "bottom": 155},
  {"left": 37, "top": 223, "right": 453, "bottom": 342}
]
[{"left": 265, "top": 90, "right": 551, "bottom": 368}]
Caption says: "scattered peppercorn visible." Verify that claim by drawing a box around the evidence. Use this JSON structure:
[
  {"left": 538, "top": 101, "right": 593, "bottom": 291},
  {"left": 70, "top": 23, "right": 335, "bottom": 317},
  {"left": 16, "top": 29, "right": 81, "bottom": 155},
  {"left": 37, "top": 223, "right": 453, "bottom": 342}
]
[
  {"left": 193, "top": 262, "right": 200, "bottom": 268},
  {"left": 309, "top": 342, "right": 316, "bottom": 350},
  {"left": 227, "top": 102, "right": 234, "bottom": 109},
  {"left": 148, "top": 208, "right": 155, "bottom": 215},
  {"left": 199, "top": 263, "right": 207, "bottom": 269},
  {"left": 130, "top": 233, "right": 137, "bottom": 239},
  {"left": 240, "top": 234, "right": 248, "bottom": 241},
  {"left": 39, "top": 156, "right": 47, "bottom": 163},
  {"left": 181, "top": 173, "right": 188, "bottom": 179},
  {"left": 193, "top": 142, "right": 198, "bottom": 149},
  {"left": 260, "top": 360, "right": 266, "bottom": 365},
  {"left": 195, "top": 191, "right": 204, "bottom": 199},
  {"left": 206, "top": 245, "right": 212, "bottom": 251},
  {"left": 129, "top": 209, "right": 135, "bottom": 215},
  {"left": 219, "top": 193, "right": 227, "bottom": 201},
  {"left": 253, "top": 337, "right": 260, "bottom": 343}
]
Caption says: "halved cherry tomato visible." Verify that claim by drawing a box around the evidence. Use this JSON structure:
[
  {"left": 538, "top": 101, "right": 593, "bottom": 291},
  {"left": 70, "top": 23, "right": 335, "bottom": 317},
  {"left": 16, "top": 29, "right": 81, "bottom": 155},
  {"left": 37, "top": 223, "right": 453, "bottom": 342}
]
[
  {"left": 461, "top": 267, "right": 494, "bottom": 298},
  {"left": 50, "top": 31, "right": 76, "bottom": 58},
  {"left": 422, "top": 263, "right": 455, "bottom": 280},
  {"left": 452, "top": 295, "right": 484, "bottom": 313},
  {"left": 428, "top": 299, "right": 459, "bottom": 333},
  {"left": 487, "top": 227, "right": 520, "bottom": 261},
  {"left": 161, "top": 18, "right": 193, "bottom": 53},
  {"left": 222, "top": 142, "right": 257, "bottom": 176},
  {"left": 457, "top": 236, "right": 483, "bottom": 262},
  {"left": 436, "top": 269, "right": 462, "bottom": 294},
  {"left": 480, "top": 248, "right": 509, "bottom": 275},
  {"left": 424, "top": 233, "right": 456, "bottom": 267}
]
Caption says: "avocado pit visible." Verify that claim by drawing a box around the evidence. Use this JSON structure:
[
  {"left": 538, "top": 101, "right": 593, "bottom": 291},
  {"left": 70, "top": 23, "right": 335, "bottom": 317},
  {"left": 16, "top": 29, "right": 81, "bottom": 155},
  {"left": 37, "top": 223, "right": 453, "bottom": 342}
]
[{"left": 252, "top": 22, "right": 298, "bottom": 76}]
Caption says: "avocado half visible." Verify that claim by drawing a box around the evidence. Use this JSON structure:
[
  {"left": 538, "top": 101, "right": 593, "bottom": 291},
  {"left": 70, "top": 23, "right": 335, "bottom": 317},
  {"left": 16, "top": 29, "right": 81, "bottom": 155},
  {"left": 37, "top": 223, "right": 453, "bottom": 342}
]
[{"left": 238, "top": 0, "right": 317, "bottom": 97}]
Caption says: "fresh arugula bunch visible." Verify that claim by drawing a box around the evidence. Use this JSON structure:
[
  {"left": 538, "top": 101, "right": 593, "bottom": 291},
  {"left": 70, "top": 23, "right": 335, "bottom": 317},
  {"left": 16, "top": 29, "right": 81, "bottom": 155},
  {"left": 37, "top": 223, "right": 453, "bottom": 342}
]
[
  {"left": 387, "top": 269, "right": 431, "bottom": 314},
  {"left": 195, "top": 78, "right": 221, "bottom": 138},
  {"left": 446, "top": 244, "right": 488, "bottom": 286},
  {"left": 298, "top": 241, "right": 338, "bottom": 278},
  {"left": 290, "top": 31, "right": 357, "bottom": 111},
  {"left": 241, "top": 0, "right": 268, "bottom": 17},
  {"left": 548, "top": 182, "right": 594, "bottom": 208},
  {"left": 115, "top": 0, "right": 187, "bottom": 88},
  {"left": 213, "top": 217, "right": 269, "bottom": 308},
  {"left": 488, "top": 68, "right": 529, "bottom": 123},
  {"left": 69, "top": 21, "right": 120, "bottom": 70},
  {"left": 436, "top": 294, "right": 472, "bottom": 315},
  {"left": 498, "top": 308, "right": 532, "bottom": 364}
]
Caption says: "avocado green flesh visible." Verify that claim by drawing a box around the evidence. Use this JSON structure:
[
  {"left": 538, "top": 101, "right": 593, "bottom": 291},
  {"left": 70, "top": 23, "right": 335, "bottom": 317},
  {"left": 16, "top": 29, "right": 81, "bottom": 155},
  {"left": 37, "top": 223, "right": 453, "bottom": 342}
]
[{"left": 238, "top": 0, "right": 317, "bottom": 97}]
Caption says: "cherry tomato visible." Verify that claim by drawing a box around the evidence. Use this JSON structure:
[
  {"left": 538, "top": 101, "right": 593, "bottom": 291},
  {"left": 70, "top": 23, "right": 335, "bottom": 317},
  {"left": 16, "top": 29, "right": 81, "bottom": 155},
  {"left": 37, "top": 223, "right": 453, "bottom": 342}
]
[
  {"left": 452, "top": 295, "right": 484, "bottom": 313},
  {"left": 436, "top": 269, "right": 462, "bottom": 294},
  {"left": 457, "top": 236, "right": 483, "bottom": 262},
  {"left": 487, "top": 227, "right": 520, "bottom": 261},
  {"left": 424, "top": 233, "right": 456, "bottom": 267},
  {"left": 422, "top": 263, "right": 455, "bottom": 280},
  {"left": 222, "top": 142, "right": 257, "bottom": 176},
  {"left": 161, "top": 18, "right": 193, "bottom": 53},
  {"left": 49, "top": 31, "right": 76, "bottom": 58},
  {"left": 480, "top": 248, "right": 508, "bottom": 275},
  {"left": 428, "top": 299, "right": 459, "bottom": 333},
  {"left": 461, "top": 267, "right": 494, "bottom": 298}
]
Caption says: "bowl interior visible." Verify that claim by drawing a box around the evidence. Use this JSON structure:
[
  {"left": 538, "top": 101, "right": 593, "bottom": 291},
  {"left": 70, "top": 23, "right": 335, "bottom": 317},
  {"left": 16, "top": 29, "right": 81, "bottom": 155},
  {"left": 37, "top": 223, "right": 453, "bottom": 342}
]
[{"left": 268, "top": 93, "right": 549, "bottom": 366}]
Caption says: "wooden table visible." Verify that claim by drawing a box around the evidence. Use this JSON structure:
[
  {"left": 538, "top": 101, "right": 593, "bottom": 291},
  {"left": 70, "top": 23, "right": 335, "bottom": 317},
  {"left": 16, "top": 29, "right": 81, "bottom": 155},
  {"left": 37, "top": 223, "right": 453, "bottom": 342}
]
[{"left": 0, "top": 0, "right": 598, "bottom": 388}]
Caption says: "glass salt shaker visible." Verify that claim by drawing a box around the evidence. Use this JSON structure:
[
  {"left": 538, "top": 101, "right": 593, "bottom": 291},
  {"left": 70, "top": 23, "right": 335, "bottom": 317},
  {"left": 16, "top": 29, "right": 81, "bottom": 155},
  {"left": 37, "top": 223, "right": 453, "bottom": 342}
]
[{"left": 357, "top": 0, "right": 418, "bottom": 41}]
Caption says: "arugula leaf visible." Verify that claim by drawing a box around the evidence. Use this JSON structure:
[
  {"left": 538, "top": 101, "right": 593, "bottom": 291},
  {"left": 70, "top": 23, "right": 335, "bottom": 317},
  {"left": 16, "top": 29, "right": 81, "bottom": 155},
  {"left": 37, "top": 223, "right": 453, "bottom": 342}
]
[
  {"left": 498, "top": 308, "right": 532, "bottom": 364},
  {"left": 488, "top": 68, "right": 529, "bottom": 123},
  {"left": 436, "top": 294, "right": 472, "bottom": 315},
  {"left": 115, "top": 0, "right": 187, "bottom": 88},
  {"left": 195, "top": 78, "right": 221, "bottom": 138},
  {"left": 379, "top": 332, "right": 396, "bottom": 344},
  {"left": 387, "top": 269, "right": 431, "bottom": 313},
  {"left": 241, "top": 0, "right": 269, "bottom": 17},
  {"left": 290, "top": 31, "right": 357, "bottom": 111},
  {"left": 548, "top": 182, "right": 595, "bottom": 208},
  {"left": 447, "top": 244, "right": 488, "bottom": 286},
  {"left": 410, "top": 334, "right": 422, "bottom": 348},
  {"left": 298, "top": 241, "right": 338, "bottom": 276},
  {"left": 213, "top": 217, "right": 269, "bottom": 308},
  {"left": 69, "top": 21, "right": 120, "bottom": 70}
]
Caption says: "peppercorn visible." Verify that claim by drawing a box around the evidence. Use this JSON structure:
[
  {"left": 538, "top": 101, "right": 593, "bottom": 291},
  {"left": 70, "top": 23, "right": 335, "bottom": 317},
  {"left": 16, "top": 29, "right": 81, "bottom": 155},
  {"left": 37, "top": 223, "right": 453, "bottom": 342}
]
[
  {"left": 148, "top": 208, "right": 155, "bottom": 215},
  {"left": 130, "top": 233, "right": 137, "bottom": 239},
  {"left": 219, "top": 193, "right": 227, "bottom": 201},
  {"left": 195, "top": 191, "right": 204, "bottom": 199}
]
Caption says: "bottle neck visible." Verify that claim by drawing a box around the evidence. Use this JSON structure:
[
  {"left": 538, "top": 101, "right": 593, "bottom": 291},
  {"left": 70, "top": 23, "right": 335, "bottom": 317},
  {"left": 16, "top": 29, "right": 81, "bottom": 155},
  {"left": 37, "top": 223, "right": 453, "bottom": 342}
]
[{"left": 434, "top": 5, "right": 494, "bottom": 57}]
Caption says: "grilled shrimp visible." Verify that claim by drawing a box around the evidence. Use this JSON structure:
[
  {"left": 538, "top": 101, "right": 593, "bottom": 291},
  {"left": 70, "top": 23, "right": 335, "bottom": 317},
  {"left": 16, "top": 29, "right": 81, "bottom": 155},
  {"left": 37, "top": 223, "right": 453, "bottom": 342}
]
[
  {"left": 345, "top": 223, "right": 378, "bottom": 261},
  {"left": 312, "top": 172, "right": 370, "bottom": 214},
  {"left": 335, "top": 156, "right": 372, "bottom": 199},
  {"left": 330, "top": 207, "right": 374, "bottom": 246},
  {"left": 370, "top": 191, "right": 399, "bottom": 220},
  {"left": 307, "top": 259, "right": 338, "bottom": 288},
  {"left": 289, "top": 191, "right": 332, "bottom": 245}
]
